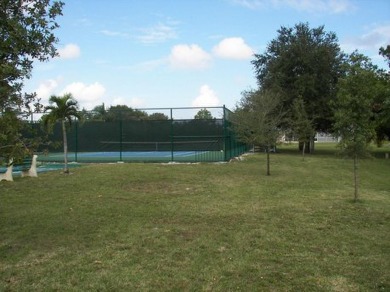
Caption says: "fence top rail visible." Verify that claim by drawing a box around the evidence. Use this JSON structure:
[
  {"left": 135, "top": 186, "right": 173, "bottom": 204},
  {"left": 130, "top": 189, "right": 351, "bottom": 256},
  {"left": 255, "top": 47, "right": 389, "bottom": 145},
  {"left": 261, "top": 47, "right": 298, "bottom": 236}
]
[
  {"left": 23, "top": 105, "right": 233, "bottom": 122},
  {"left": 134, "top": 106, "right": 226, "bottom": 111},
  {"left": 98, "top": 106, "right": 228, "bottom": 120}
]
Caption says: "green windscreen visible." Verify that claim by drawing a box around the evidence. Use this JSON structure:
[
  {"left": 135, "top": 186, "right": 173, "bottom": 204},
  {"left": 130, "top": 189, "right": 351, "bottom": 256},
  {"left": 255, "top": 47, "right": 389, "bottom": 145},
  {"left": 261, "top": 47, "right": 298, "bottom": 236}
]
[{"left": 35, "top": 107, "right": 249, "bottom": 162}]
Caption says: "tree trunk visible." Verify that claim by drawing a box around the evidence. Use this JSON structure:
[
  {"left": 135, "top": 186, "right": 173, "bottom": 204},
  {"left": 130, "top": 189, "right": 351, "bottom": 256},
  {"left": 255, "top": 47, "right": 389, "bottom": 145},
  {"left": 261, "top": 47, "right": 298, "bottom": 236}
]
[
  {"left": 62, "top": 120, "right": 69, "bottom": 174},
  {"left": 300, "top": 137, "right": 315, "bottom": 153},
  {"left": 266, "top": 148, "right": 270, "bottom": 176},
  {"left": 353, "top": 154, "right": 359, "bottom": 201},
  {"left": 299, "top": 141, "right": 310, "bottom": 153},
  {"left": 310, "top": 136, "right": 315, "bottom": 154},
  {"left": 302, "top": 141, "right": 306, "bottom": 161}
]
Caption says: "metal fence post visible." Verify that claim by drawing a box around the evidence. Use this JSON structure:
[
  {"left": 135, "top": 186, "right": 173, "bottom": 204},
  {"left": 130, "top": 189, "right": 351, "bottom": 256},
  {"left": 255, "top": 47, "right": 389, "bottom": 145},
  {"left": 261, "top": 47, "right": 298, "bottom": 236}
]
[
  {"left": 119, "top": 120, "right": 123, "bottom": 161},
  {"left": 75, "top": 121, "right": 78, "bottom": 162},
  {"left": 223, "top": 105, "right": 228, "bottom": 161},
  {"left": 170, "top": 108, "right": 174, "bottom": 162}
]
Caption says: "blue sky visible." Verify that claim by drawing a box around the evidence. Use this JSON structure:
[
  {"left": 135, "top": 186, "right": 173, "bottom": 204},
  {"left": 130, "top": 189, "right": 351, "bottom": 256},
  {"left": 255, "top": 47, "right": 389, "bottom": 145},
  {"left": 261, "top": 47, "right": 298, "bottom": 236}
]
[{"left": 25, "top": 0, "right": 390, "bottom": 116}]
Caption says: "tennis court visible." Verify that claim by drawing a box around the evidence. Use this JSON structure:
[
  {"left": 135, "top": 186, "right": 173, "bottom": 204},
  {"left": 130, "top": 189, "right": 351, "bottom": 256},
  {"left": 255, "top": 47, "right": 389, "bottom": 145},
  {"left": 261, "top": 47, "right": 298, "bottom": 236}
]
[
  {"left": 38, "top": 150, "right": 225, "bottom": 163},
  {"left": 33, "top": 106, "right": 249, "bottom": 163},
  {"left": 0, "top": 163, "right": 82, "bottom": 176}
]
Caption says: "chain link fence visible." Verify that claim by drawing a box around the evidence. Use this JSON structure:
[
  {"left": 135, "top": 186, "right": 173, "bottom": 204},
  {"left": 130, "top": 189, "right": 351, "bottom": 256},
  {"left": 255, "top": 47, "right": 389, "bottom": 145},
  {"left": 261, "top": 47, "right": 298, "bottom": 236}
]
[{"left": 36, "top": 106, "right": 249, "bottom": 163}]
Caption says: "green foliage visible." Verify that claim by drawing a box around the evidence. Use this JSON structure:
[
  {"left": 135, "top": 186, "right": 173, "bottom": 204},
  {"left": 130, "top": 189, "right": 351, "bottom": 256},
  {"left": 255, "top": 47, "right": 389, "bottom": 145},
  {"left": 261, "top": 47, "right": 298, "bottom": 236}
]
[
  {"left": 333, "top": 52, "right": 381, "bottom": 158},
  {"left": 148, "top": 112, "right": 169, "bottom": 120},
  {"left": 42, "top": 94, "right": 81, "bottom": 131},
  {"left": 291, "top": 97, "right": 315, "bottom": 142},
  {"left": 233, "top": 90, "right": 285, "bottom": 175},
  {"left": 0, "top": 0, "right": 64, "bottom": 111},
  {"left": 0, "top": 112, "right": 30, "bottom": 162},
  {"left": 372, "top": 51, "right": 390, "bottom": 144},
  {"left": 291, "top": 97, "right": 316, "bottom": 158},
  {"left": 194, "top": 108, "right": 213, "bottom": 119},
  {"left": 0, "top": 0, "right": 64, "bottom": 160},
  {"left": 252, "top": 22, "right": 344, "bottom": 133},
  {"left": 81, "top": 104, "right": 107, "bottom": 121},
  {"left": 84, "top": 104, "right": 169, "bottom": 121},
  {"left": 104, "top": 105, "right": 148, "bottom": 121},
  {"left": 379, "top": 45, "right": 390, "bottom": 68},
  {"left": 233, "top": 90, "right": 284, "bottom": 147}
]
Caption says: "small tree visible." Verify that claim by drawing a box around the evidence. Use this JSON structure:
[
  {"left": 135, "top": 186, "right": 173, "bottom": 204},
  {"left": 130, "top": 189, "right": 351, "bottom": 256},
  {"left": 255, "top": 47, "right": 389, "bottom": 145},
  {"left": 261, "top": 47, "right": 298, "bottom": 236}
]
[
  {"left": 291, "top": 97, "right": 315, "bottom": 160},
  {"left": 333, "top": 52, "right": 378, "bottom": 201},
  {"left": 233, "top": 90, "right": 285, "bottom": 175},
  {"left": 42, "top": 93, "right": 81, "bottom": 174}
]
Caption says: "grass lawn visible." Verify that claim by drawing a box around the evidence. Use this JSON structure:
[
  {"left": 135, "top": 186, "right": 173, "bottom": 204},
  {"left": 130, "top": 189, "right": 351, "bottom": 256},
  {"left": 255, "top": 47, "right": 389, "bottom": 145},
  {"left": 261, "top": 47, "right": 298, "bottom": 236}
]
[{"left": 1, "top": 143, "right": 389, "bottom": 291}]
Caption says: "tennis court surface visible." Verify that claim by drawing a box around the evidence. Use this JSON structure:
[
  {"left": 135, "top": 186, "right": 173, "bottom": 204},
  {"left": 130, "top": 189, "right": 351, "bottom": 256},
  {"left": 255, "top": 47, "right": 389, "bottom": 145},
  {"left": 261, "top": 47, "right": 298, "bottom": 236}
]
[{"left": 38, "top": 150, "right": 225, "bottom": 163}]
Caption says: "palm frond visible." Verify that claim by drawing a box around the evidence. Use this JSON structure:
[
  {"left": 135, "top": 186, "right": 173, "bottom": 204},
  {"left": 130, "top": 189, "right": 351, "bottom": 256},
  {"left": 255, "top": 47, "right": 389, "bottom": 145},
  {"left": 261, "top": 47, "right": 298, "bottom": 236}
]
[{"left": 42, "top": 93, "right": 80, "bottom": 128}]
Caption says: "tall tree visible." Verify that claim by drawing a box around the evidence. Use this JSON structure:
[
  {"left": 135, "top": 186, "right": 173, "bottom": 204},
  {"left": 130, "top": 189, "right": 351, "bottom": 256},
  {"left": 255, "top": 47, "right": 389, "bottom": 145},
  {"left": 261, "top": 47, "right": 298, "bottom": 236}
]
[
  {"left": 42, "top": 94, "right": 81, "bottom": 174},
  {"left": 0, "top": 0, "right": 64, "bottom": 160},
  {"left": 333, "top": 52, "right": 379, "bottom": 201},
  {"left": 233, "top": 90, "right": 285, "bottom": 176},
  {"left": 252, "top": 22, "right": 344, "bottom": 152}
]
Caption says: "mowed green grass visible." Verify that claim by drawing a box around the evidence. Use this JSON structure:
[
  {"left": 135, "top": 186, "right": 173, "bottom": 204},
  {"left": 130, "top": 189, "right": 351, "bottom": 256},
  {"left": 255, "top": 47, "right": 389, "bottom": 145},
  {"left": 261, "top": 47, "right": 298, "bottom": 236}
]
[{"left": 1, "top": 144, "right": 389, "bottom": 291}]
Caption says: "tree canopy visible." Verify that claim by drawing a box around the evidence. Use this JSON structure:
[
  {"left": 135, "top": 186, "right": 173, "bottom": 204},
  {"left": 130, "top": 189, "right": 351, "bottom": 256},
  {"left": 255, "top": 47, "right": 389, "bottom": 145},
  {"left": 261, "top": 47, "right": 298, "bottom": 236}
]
[
  {"left": 252, "top": 22, "right": 344, "bottom": 135},
  {"left": 194, "top": 108, "right": 213, "bottom": 120},
  {"left": 84, "top": 104, "right": 169, "bottom": 121},
  {"left": 0, "top": 0, "right": 64, "bottom": 111},
  {"left": 0, "top": 0, "right": 64, "bottom": 160}
]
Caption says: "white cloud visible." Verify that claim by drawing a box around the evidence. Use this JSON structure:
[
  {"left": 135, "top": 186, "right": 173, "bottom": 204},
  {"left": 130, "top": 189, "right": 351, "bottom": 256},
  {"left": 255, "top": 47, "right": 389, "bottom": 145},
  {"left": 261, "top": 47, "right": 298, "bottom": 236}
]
[
  {"left": 342, "top": 24, "right": 390, "bottom": 52},
  {"left": 232, "top": 0, "right": 266, "bottom": 10},
  {"left": 192, "top": 85, "right": 221, "bottom": 107},
  {"left": 213, "top": 37, "right": 254, "bottom": 60},
  {"left": 282, "top": 0, "right": 356, "bottom": 14},
  {"left": 35, "top": 78, "right": 60, "bottom": 100},
  {"left": 58, "top": 43, "right": 81, "bottom": 59},
  {"left": 169, "top": 44, "right": 212, "bottom": 70},
  {"left": 327, "top": 0, "right": 355, "bottom": 13},
  {"left": 75, "top": 17, "right": 93, "bottom": 27},
  {"left": 128, "top": 97, "right": 145, "bottom": 108},
  {"left": 233, "top": 0, "right": 355, "bottom": 14},
  {"left": 130, "top": 58, "right": 168, "bottom": 72},
  {"left": 34, "top": 79, "right": 105, "bottom": 109},
  {"left": 61, "top": 82, "right": 106, "bottom": 109},
  {"left": 137, "top": 22, "right": 178, "bottom": 44},
  {"left": 112, "top": 97, "right": 145, "bottom": 108},
  {"left": 100, "top": 29, "right": 129, "bottom": 38}
]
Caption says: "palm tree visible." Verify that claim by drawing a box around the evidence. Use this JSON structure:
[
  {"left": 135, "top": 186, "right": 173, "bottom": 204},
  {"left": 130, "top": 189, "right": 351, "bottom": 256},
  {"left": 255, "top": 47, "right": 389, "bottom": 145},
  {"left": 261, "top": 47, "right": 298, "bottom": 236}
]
[{"left": 42, "top": 93, "right": 81, "bottom": 174}]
